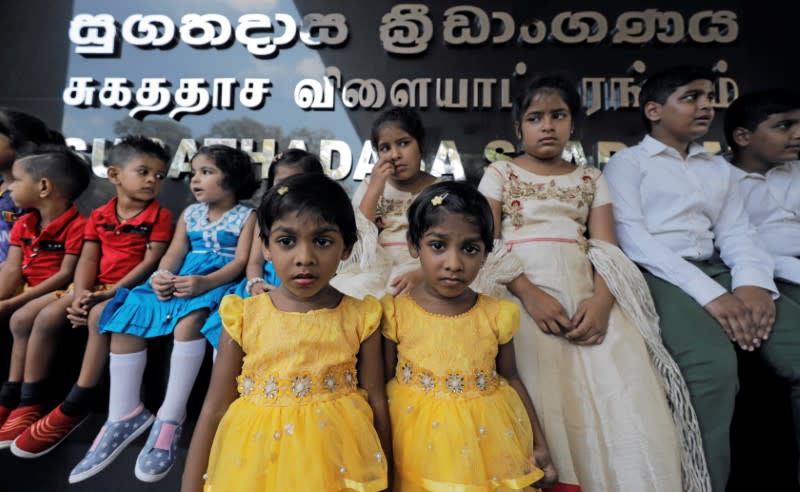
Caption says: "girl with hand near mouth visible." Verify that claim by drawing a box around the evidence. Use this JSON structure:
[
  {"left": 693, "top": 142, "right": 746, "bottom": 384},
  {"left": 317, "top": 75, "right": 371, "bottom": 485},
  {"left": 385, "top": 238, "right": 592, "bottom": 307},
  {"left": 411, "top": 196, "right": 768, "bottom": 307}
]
[{"left": 332, "top": 107, "right": 441, "bottom": 299}]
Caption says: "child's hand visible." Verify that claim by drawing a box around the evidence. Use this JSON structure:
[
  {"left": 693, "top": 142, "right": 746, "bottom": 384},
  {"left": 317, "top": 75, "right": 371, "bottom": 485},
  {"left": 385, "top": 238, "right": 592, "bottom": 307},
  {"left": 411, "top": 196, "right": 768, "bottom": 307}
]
[
  {"left": 151, "top": 272, "right": 176, "bottom": 300},
  {"left": 519, "top": 287, "right": 572, "bottom": 336},
  {"left": 391, "top": 269, "right": 423, "bottom": 296},
  {"left": 566, "top": 294, "right": 613, "bottom": 345},
  {"left": 66, "top": 304, "right": 88, "bottom": 327},
  {"left": 531, "top": 445, "right": 558, "bottom": 488},
  {"left": 704, "top": 292, "right": 758, "bottom": 351},
  {"left": 173, "top": 275, "right": 208, "bottom": 297},
  {"left": 79, "top": 289, "right": 113, "bottom": 311},
  {"left": 250, "top": 282, "right": 275, "bottom": 296},
  {"left": 733, "top": 285, "right": 776, "bottom": 343},
  {"left": 368, "top": 158, "right": 395, "bottom": 191}
]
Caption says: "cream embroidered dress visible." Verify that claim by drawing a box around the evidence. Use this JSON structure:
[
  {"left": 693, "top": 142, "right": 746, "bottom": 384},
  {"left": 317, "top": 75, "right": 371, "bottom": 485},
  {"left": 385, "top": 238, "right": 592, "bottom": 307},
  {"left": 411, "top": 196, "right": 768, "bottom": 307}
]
[
  {"left": 204, "top": 294, "right": 387, "bottom": 491},
  {"left": 479, "top": 162, "right": 682, "bottom": 492}
]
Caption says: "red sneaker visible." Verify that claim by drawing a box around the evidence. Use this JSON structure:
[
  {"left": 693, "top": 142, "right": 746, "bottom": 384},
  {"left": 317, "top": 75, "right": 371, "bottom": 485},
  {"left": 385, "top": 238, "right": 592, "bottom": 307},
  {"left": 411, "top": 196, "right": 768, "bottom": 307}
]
[
  {"left": 0, "top": 405, "right": 41, "bottom": 449},
  {"left": 11, "top": 404, "right": 86, "bottom": 458},
  {"left": 0, "top": 405, "right": 11, "bottom": 428}
]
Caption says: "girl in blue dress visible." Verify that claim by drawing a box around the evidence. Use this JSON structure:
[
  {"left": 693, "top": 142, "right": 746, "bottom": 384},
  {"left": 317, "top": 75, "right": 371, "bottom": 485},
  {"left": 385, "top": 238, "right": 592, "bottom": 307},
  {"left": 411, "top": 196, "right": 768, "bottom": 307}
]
[{"left": 69, "top": 145, "right": 259, "bottom": 485}]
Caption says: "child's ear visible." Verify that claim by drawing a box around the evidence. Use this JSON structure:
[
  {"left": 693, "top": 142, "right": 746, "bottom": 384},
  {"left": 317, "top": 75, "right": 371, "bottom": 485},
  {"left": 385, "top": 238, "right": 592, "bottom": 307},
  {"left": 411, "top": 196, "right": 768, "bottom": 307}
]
[
  {"left": 106, "top": 166, "right": 121, "bottom": 184},
  {"left": 260, "top": 243, "right": 271, "bottom": 262},
  {"left": 732, "top": 127, "right": 752, "bottom": 148},
  {"left": 39, "top": 177, "right": 52, "bottom": 198},
  {"left": 643, "top": 101, "right": 662, "bottom": 124},
  {"left": 341, "top": 245, "right": 353, "bottom": 261}
]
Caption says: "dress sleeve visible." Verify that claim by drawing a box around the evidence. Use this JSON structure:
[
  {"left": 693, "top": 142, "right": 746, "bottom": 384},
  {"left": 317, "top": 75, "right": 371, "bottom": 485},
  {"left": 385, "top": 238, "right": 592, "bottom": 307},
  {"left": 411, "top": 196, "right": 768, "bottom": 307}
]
[
  {"left": 379, "top": 294, "right": 398, "bottom": 343},
  {"left": 358, "top": 295, "right": 383, "bottom": 342},
  {"left": 495, "top": 299, "right": 520, "bottom": 345},
  {"left": 219, "top": 294, "right": 244, "bottom": 346},
  {"left": 478, "top": 162, "right": 507, "bottom": 202},
  {"left": 592, "top": 172, "right": 612, "bottom": 208}
]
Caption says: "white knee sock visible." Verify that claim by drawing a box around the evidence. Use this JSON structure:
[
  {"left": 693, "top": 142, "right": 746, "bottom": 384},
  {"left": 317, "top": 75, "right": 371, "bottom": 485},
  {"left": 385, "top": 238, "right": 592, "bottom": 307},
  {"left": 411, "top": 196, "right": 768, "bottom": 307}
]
[
  {"left": 158, "top": 339, "right": 206, "bottom": 422},
  {"left": 108, "top": 350, "right": 147, "bottom": 420}
]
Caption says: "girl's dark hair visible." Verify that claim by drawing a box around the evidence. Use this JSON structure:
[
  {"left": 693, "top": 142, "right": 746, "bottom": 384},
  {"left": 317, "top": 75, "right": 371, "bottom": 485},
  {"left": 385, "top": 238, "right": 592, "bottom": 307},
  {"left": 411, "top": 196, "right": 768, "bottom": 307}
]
[
  {"left": 407, "top": 181, "right": 494, "bottom": 253},
  {"left": 0, "top": 109, "right": 65, "bottom": 159},
  {"left": 107, "top": 135, "right": 170, "bottom": 168},
  {"left": 258, "top": 173, "right": 357, "bottom": 250},
  {"left": 370, "top": 106, "right": 426, "bottom": 152},
  {"left": 512, "top": 74, "right": 582, "bottom": 133},
  {"left": 266, "top": 149, "right": 324, "bottom": 188},
  {"left": 194, "top": 145, "right": 259, "bottom": 200}
]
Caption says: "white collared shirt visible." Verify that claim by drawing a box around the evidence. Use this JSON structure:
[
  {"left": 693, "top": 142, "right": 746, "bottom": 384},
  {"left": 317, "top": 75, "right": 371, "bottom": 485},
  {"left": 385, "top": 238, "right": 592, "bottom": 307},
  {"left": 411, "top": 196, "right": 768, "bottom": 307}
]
[
  {"left": 735, "top": 161, "right": 800, "bottom": 284},
  {"left": 604, "top": 135, "right": 776, "bottom": 306}
]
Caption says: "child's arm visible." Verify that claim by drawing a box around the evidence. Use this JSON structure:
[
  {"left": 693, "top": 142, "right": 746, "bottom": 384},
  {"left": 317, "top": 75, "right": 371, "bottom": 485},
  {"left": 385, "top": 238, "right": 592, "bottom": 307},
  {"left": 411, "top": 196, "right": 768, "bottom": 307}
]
[
  {"left": 0, "top": 253, "right": 79, "bottom": 316},
  {"left": 244, "top": 223, "right": 273, "bottom": 295},
  {"left": 0, "top": 246, "right": 23, "bottom": 300},
  {"left": 565, "top": 204, "right": 616, "bottom": 346},
  {"left": 66, "top": 241, "right": 101, "bottom": 326},
  {"left": 485, "top": 196, "right": 573, "bottom": 335},
  {"left": 151, "top": 214, "right": 190, "bottom": 300},
  {"left": 358, "top": 164, "right": 393, "bottom": 224},
  {"left": 173, "top": 214, "right": 256, "bottom": 298},
  {"left": 496, "top": 340, "right": 557, "bottom": 488},
  {"left": 603, "top": 156, "right": 759, "bottom": 350},
  {"left": 358, "top": 331, "right": 393, "bottom": 488},
  {"left": 383, "top": 337, "right": 398, "bottom": 383},
  {"left": 181, "top": 329, "right": 243, "bottom": 492}
]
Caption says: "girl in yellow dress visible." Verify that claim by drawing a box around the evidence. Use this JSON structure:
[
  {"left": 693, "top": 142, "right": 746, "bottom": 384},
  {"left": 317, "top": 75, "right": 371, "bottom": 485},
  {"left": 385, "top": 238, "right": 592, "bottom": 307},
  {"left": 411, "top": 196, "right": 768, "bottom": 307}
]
[
  {"left": 182, "top": 174, "right": 391, "bottom": 492},
  {"left": 383, "top": 181, "right": 557, "bottom": 491}
]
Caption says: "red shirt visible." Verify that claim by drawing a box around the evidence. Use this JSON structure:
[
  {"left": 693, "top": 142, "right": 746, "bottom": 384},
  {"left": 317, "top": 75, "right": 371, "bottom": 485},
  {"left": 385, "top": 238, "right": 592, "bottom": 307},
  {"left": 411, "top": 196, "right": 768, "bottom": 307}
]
[
  {"left": 84, "top": 198, "right": 173, "bottom": 285},
  {"left": 9, "top": 205, "right": 85, "bottom": 287}
]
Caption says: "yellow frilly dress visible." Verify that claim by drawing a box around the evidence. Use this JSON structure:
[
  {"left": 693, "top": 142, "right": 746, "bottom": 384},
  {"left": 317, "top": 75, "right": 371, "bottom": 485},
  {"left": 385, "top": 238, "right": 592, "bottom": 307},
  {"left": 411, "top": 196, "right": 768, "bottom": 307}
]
[
  {"left": 382, "top": 294, "right": 544, "bottom": 492},
  {"left": 204, "top": 294, "right": 388, "bottom": 492}
]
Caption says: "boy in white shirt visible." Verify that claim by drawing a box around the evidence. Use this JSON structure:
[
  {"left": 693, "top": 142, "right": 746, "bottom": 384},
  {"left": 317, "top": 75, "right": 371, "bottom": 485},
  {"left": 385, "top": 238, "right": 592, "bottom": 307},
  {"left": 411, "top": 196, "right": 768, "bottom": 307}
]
[
  {"left": 724, "top": 89, "right": 800, "bottom": 304},
  {"left": 604, "top": 65, "right": 800, "bottom": 492}
]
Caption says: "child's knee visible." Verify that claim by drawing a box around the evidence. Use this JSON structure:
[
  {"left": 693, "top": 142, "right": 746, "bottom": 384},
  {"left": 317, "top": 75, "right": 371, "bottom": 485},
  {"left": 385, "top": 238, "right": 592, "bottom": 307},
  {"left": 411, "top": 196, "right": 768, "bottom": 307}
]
[{"left": 9, "top": 310, "right": 34, "bottom": 339}]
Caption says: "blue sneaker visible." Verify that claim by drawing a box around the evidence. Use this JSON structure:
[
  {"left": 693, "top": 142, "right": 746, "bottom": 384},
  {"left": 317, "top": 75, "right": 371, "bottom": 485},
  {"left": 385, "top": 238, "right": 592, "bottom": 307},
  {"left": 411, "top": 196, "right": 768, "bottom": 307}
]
[
  {"left": 68, "top": 404, "right": 154, "bottom": 484},
  {"left": 134, "top": 416, "right": 183, "bottom": 482}
]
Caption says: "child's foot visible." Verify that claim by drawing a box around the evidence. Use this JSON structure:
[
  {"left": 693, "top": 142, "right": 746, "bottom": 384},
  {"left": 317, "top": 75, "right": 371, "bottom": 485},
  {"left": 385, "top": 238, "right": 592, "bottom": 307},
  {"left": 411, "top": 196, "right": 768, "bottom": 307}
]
[
  {"left": 11, "top": 404, "right": 87, "bottom": 458},
  {"left": 134, "top": 416, "right": 183, "bottom": 482},
  {"left": 68, "top": 404, "right": 154, "bottom": 484},
  {"left": 0, "top": 405, "right": 42, "bottom": 448}
]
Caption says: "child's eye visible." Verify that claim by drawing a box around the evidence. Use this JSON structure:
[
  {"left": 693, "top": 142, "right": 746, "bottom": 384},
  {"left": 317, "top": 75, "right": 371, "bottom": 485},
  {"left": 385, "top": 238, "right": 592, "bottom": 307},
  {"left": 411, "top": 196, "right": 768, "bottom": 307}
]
[
  {"left": 553, "top": 112, "right": 568, "bottom": 120},
  {"left": 378, "top": 144, "right": 389, "bottom": 153},
  {"left": 315, "top": 237, "right": 333, "bottom": 247},
  {"left": 137, "top": 169, "right": 148, "bottom": 176},
  {"left": 463, "top": 245, "right": 482, "bottom": 255},
  {"left": 429, "top": 241, "right": 445, "bottom": 251},
  {"left": 155, "top": 173, "right": 165, "bottom": 181},
  {"left": 276, "top": 237, "right": 295, "bottom": 247}
]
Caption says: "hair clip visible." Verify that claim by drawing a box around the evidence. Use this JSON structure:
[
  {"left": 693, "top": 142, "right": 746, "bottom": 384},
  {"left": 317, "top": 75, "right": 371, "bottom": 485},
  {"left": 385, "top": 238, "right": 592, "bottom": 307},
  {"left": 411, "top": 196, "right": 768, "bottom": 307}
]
[
  {"left": 277, "top": 186, "right": 289, "bottom": 196},
  {"left": 431, "top": 193, "right": 448, "bottom": 206}
]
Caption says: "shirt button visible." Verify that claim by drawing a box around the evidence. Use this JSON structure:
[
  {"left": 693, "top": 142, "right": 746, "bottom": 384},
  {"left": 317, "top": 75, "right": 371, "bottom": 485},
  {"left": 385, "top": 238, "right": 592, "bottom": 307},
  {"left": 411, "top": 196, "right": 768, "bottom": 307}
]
[{"left": 115, "top": 231, "right": 120, "bottom": 235}]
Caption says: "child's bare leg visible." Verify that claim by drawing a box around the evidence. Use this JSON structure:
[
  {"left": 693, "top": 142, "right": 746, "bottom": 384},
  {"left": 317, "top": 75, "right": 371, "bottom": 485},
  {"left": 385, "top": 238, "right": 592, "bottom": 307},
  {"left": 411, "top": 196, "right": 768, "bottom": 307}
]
[
  {"left": 23, "top": 294, "right": 72, "bottom": 383},
  {"left": 110, "top": 332, "right": 146, "bottom": 354},
  {"left": 7, "top": 294, "right": 57, "bottom": 382},
  {"left": 76, "top": 300, "right": 112, "bottom": 388},
  {"left": 158, "top": 309, "right": 209, "bottom": 422}
]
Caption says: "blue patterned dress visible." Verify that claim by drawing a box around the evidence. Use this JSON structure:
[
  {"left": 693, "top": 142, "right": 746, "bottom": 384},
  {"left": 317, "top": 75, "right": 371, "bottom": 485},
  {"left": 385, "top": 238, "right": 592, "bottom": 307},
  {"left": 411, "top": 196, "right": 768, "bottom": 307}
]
[{"left": 99, "top": 203, "right": 252, "bottom": 346}]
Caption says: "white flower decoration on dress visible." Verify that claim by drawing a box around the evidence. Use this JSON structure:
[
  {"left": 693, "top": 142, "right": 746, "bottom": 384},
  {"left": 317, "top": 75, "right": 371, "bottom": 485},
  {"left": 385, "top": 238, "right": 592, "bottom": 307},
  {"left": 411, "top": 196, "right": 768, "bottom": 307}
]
[
  {"left": 264, "top": 376, "right": 278, "bottom": 399},
  {"left": 291, "top": 376, "right": 312, "bottom": 398},
  {"left": 446, "top": 374, "right": 465, "bottom": 393},
  {"left": 401, "top": 362, "right": 413, "bottom": 383}
]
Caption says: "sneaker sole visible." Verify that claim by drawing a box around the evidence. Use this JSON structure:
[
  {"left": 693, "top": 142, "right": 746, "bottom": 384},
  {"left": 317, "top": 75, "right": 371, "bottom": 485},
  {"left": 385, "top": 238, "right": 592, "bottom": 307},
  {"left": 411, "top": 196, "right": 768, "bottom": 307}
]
[
  {"left": 10, "top": 416, "right": 88, "bottom": 459},
  {"left": 68, "top": 414, "right": 155, "bottom": 484},
  {"left": 134, "top": 459, "right": 175, "bottom": 483}
]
